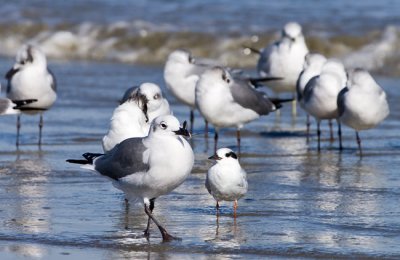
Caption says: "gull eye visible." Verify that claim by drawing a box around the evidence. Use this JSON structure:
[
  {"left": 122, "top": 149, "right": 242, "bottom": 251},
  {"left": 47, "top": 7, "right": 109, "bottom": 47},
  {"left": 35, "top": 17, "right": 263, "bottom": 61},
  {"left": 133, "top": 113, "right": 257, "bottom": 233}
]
[
  {"left": 154, "top": 94, "right": 160, "bottom": 100},
  {"left": 188, "top": 55, "right": 194, "bottom": 63},
  {"left": 222, "top": 74, "right": 230, "bottom": 84},
  {"left": 160, "top": 122, "right": 167, "bottom": 129}
]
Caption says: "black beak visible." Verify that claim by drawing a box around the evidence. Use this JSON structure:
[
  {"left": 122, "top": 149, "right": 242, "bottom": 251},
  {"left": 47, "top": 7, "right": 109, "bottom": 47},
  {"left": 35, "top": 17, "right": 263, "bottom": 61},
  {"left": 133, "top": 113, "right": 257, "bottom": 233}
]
[
  {"left": 208, "top": 154, "right": 222, "bottom": 160},
  {"left": 137, "top": 93, "right": 149, "bottom": 122},
  {"left": 173, "top": 121, "right": 190, "bottom": 137}
]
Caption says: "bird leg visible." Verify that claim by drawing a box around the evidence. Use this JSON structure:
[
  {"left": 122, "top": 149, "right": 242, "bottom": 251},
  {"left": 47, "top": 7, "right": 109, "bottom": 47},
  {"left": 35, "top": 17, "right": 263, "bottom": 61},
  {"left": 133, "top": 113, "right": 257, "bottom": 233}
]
[
  {"left": 306, "top": 114, "right": 310, "bottom": 143},
  {"left": 291, "top": 97, "right": 297, "bottom": 118},
  {"left": 233, "top": 200, "right": 238, "bottom": 218},
  {"left": 214, "top": 131, "right": 219, "bottom": 154},
  {"left": 144, "top": 198, "right": 155, "bottom": 237},
  {"left": 329, "top": 119, "right": 334, "bottom": 142},
  {"left": 189, "top": 110, "right": 194, "bottom": 134},
  {"left": 38, "top": 113, "right": 43, "bottom": 146},
  {"left": 356, "top": 131, "right": 363, "bottom": 157},
  {"left": 16, "top": 114, "right": 21, "bottom": 147},
  {"left": 338, "top": 120, "right": 343, "bottom": 151},
  {"left": 144, "top": 202, "right": 180, "bottom": 242},
  {"left": 317, "top": 121, "right": 321, "bottom": 152},
  {"left": 216, "top": 201, "right": 220, "bottom": 217},
  {"left": 236, "top": 130, "right": 241, "bottom": 157},
  {"left": 204, "top": 119, "right": 209, "bottom": 139}
]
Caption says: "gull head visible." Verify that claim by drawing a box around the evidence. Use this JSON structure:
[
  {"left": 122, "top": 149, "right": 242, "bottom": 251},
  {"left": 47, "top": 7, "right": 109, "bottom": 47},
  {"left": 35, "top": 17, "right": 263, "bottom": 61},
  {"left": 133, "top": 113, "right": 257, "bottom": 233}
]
[
  {"left": 304, "top": 53, "right": 327, "bottom": 70},
  {"left": 167, "top": 49, "right": 195, "bottom": 65},
  {"left": 138, "top": 83, "right": 165, "bottom": 113},
  {"left": 346, "top": 68, "right": 375, "bottom": 89},
  {"left": 151, "top": 115, "right": 190, "bottom": 137},
  {"left": 200, "top": 66, "right": 232, "bottom": 89},
  {"left": 15, "top": 44, "right": 47, "bottom": 69},
  {"left": 208, "top": 148, "right": 238, "bottom": 164},
  {"left": 282, "top": 22, "right": 303, "bottom": 41}
]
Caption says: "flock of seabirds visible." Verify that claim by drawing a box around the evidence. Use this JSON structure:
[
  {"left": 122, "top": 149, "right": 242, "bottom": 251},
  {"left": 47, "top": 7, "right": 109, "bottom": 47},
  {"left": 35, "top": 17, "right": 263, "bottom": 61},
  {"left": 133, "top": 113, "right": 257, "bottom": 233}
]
[{"left": 0, "top": 22, "right": 390, "bottom": 242}]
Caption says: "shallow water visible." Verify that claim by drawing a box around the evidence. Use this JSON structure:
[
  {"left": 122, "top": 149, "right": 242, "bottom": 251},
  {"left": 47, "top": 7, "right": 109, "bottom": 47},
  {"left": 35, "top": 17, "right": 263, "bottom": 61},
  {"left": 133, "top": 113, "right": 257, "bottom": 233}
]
[{"left": 0, "top": 58, "right": 399, "bottom": 259}]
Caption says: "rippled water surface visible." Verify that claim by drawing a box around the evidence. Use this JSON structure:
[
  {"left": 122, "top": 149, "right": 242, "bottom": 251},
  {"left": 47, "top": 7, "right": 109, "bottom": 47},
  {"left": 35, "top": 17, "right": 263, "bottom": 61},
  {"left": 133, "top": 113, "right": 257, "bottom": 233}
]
[{"left": 0, "top": 59, "right": 399, "bottom": 259}]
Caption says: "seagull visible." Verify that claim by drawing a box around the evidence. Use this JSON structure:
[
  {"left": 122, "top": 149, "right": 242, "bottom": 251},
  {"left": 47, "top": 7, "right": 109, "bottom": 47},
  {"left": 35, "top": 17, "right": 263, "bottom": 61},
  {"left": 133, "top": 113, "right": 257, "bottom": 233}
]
[
  {"left": 303, "top": 59, "right": 347, "bottom": 151},
  {"left": 119, "top": 82, "right": 171, "bottom": 123},
  {"left": 67, "top": 115, "right": 194, "bottom": 242},
  {"left": 102, "top": 90, "right": 149, "bottom": 152},
  {"left": 296, "top": 53, "right": 327, "bottom": 139},
  {"left": 195, "top": 66, "right": 287, "bottom": 154},
  {"left": 206, "top": 148, "right": 248, "bottom": 217},
  {"left": 257, "top": 22, "right": 309, "bottom": 116},
  {"left": 5, "top": 44, "right": 57, "bottom": 146},
  {"left": 337, "top": 68, "right": 389, "bottom": 156},
  {"left": 103, "top": 82, "right": 172, "bottom": 152},
  {"left": 164, "top": 49, "right": 215, "bottom": 134}
]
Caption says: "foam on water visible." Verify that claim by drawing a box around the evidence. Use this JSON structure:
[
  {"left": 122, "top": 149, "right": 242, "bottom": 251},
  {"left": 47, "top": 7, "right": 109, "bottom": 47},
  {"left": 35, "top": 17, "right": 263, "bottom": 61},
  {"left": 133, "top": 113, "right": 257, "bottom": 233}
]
[{"left": 1, "top": 20, "right": 400, "bottom": 75}]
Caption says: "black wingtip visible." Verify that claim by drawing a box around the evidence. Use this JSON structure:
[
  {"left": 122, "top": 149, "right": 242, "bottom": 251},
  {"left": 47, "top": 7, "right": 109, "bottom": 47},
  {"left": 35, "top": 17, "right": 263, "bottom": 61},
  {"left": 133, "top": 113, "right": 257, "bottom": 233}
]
[
  {"left": 66, "top": 159, "right": 89, "bottom": 164},
  {"left": 12, "top": 99, "right": 38, "bottom": 109},
  {"left": 270, "top": 97, "right": 294, "bottom": 109},
  {"left": 249, "top": 77, "right": 284, "bottom": 86},
  {"left": 82, "top": 153, "right": 103, "bottom": 164},
  {"left": 242, "top": 45, "right": 261, "bottom": 55}
]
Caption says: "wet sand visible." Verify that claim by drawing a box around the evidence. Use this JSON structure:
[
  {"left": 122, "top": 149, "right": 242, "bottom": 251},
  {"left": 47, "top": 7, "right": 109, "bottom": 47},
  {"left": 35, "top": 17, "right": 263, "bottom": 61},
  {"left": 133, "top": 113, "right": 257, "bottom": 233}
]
[{"left": 0, "top": 60, "right": 400, "bottom": 259}]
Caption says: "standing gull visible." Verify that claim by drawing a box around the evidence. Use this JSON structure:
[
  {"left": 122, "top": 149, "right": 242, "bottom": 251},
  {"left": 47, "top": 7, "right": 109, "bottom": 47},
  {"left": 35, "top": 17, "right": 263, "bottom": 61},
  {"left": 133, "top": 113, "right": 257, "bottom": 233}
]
[
  {"left": 206, "top": 148, "right": 248, "bottom": 217},
  {"left": 257, "top": 22, "right": 309, "bottom": 116},
  {"left": 5, "top": 44, "right": 57, "bottom": 146},
  {"left": 164, "top": 49, "right": 215, "bottom": 134},
  {"left": 337, "top": 68, "right": 389, "bottom": 156},
  {"left": 296, "top": 53, "right": 327, "bottom": 139},
  {"left": 303, "top": 59, "right": 347, "bottom": 151},
  {"left": 195, "top": 66, "right": 286, "bottom": 154},
  {"left": 68, "top": 115, "right": 194, "bottom": 241}
]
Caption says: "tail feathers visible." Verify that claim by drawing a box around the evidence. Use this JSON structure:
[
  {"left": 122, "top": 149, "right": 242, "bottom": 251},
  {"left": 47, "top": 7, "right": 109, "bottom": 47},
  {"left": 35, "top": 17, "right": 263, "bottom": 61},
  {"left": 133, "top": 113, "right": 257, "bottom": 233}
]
[
  {"left": 66, "top": 152, "right": 104, "bottom": 165},
  {"left": 13, "top": 99, "right": 38, "bottom": 109},
  {"left": 270, "top": 98, "right": 294, "bottom": 110}
]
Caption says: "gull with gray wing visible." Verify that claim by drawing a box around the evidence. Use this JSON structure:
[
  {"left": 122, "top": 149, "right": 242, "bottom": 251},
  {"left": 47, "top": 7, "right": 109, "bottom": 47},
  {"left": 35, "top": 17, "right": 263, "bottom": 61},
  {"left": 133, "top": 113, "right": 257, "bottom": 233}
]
[
  {"left": 195, "top": 66, "right": 287, "bottom": 154},
  {"left": 5, "top": 44, "right": 57, "bottom": 146},
  {"left": 257, "top": 22, "right": 309, "bottom": 116},
  {"left": 68, "top": 115, "right": 194, "bottom": 242},
  {"left": 337, "top": 68, "right": 389, "bottom": 156}
]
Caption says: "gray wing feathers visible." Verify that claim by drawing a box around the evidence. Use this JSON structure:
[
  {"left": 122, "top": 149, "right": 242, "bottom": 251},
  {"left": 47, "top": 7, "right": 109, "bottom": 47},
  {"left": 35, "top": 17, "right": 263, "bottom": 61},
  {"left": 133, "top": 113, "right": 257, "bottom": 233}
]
[
  {"left": 337, "top": 87, "right": 348, "bottom": 117},
  {"left": 303, "top": 75, "right": 318, "bottom": 104},
  {"left": 230, "top": 79, "right": 275, "bottom": 115},
  {"left": 48, "top": 69, "right": 57, "bottom": 92},
  {"left": 95, "top": 138, "right": 149, "bottom": 180}
]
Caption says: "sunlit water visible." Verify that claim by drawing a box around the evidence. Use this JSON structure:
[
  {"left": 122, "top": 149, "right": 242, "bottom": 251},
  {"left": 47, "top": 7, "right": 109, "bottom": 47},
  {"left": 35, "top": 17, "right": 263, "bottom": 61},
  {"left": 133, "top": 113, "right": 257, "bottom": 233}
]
[{"left": 0, "top": 58, "right": 399, "bottom": 259}]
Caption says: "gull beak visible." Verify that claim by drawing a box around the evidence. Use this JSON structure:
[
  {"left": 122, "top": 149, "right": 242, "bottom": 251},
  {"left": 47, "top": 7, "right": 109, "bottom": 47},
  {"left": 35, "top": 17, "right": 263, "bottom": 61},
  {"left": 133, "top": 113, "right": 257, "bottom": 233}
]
[
  {"left": 137, "top": 93, "right": 149, "bottom": 122},
  {"left": 208, "top": 154, "right": 222, "bottom": 160},
  {"left": 173, "top": 121, "right": 190, "bottom": 137}
]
